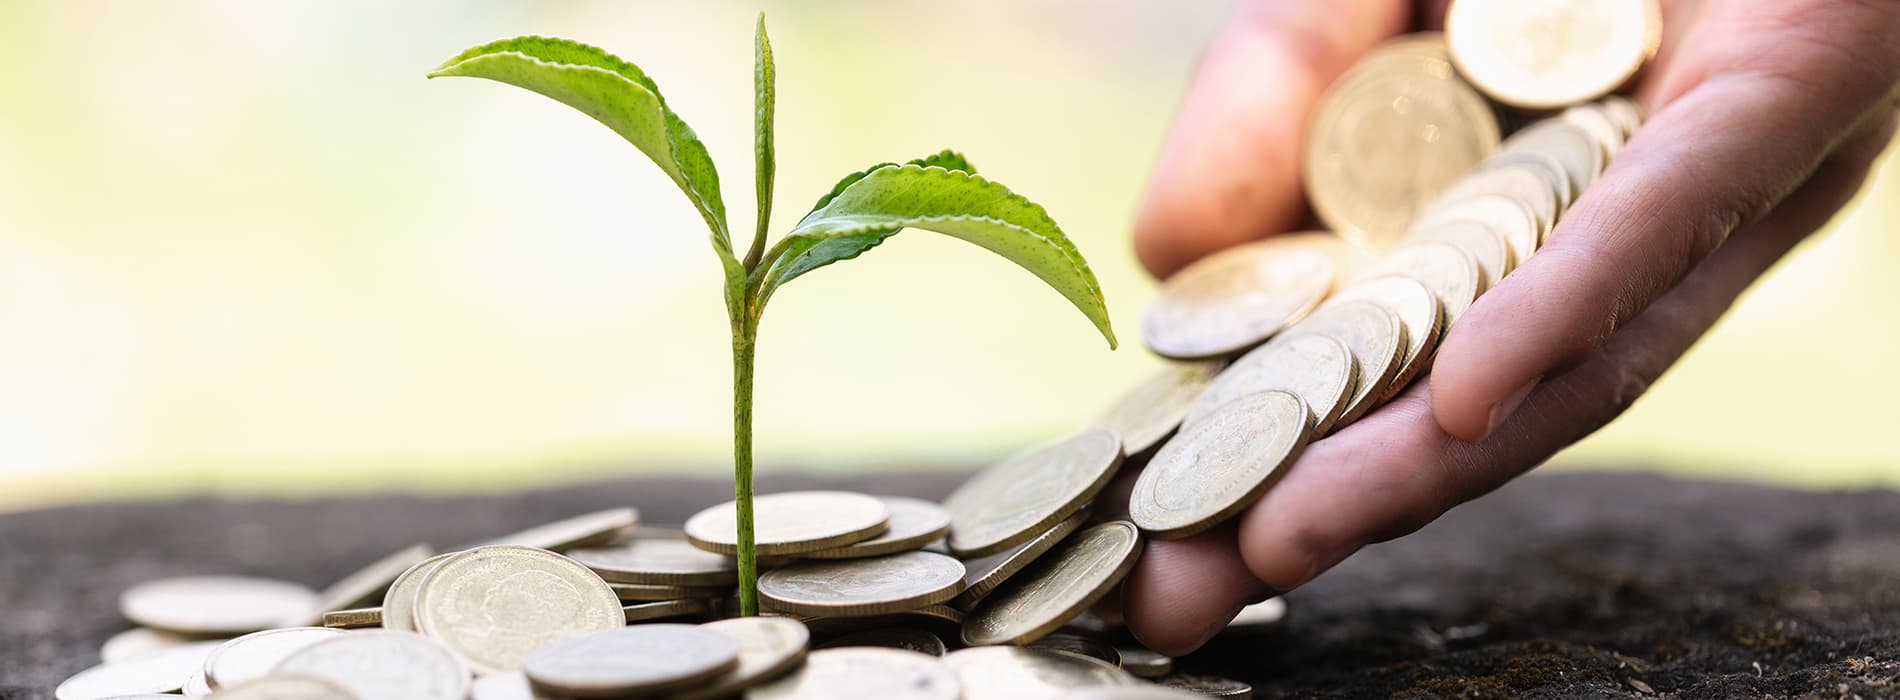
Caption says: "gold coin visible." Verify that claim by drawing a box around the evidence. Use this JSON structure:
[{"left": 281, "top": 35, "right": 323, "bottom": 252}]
[
  {"left": 818, "top": 627, "right": 948, "bottom": 657},
  {"left": 210, "top": 674, "right": 356, "bottom": 700},
  {"left": 98, "top": 627, "right": 198, "bottom": 665},
  {"left": 1409, "top": 219, "right": 1514, "bottom": 290},
  {"left": 952, "top": 508, "right": 1090, "bottom": 609},
  {"left": 1116, "top": 647, "right": 1174, "bottom": 679},
  {"left": 413, "top": 545, "right": 623, "bottom": 674},
  {"left": 1093, "top": 360, "right": 1224, "bottom": 457},
  {"left": 804, "top": 497, "right": 953, "bottom": 560},
  {"left": 1140, "top": 234, "right": 1342, "bottom": 360},
  {"left": 1501, "top": 120, "right": 1605, "bottom": 195},
  {"left": 609, "top": 582, "right": 729, "bottom": 602},
  {"left": 567, "top": 538, "right": 738, "bottom": 586},
  {"left": 379, "top": 551, "right": 457, "bottom": 633},
  {"left": 623, "top": 598, "right": 714, "bottom": 623},
  {"left": 1600, "top": 95, "right": 1646, "bottom": 139},
  {"left": 471, "top": 507, "right": 639, "bottom": 553},
  {"left": 760, "top": 551, "right": 966, "bottom": 617},
  {"left": 202, "top": 627, "right": 346, "bottom": 690},
  {"left": 311, "top": 544, "right": 434, "bottom": 616},
  {"left": 962, "top": 521, "right": 1142, "bottom": 646},
  {"left": 1415, "top": 190, "right": 1542, "bottom": 263},
  {"left": 678, "top": 617, "right": 811, "bottom": 699},
  {"left": 277, "top": 630, "right": 469, "bottom": 700},
  {"left": 1480, "top": 150, "right": 1575, "bottom": 210},
  {"left": 1282, "top": 300, "right": 1408, "bottom": 428},
  {"left": 1447, "top": 0, "right": 1662, "bottom": 109},
  {"left": 1362, "top": 242, "right": 1483, "bottom": 324},
  {"left": 1562, "top": 103, "right": 1627, "bottom": 159},
  {"left": 522, "top": 624, "right": 739, "bottom": 698},
  {"left": 748, "top": 647, "right": 962, "bottom": 700},
  {"left": 942, "top": 429, "right": 1123, "bottom": 558},
  {"left": 685, "top": 491, "right": 890, "bottom": 556},
  {"left": 1325, "top": 277, "right": 1444, "bottom": 405},
  {"left": 941, "top": 646, "right": 1135, "bottom": 699},
  {"left": 318, "top": 607, "right": 381, "bottom": 629},
  {"left": 1129, "top": 391, "right": 1312, "bottom": 539},
  {"left": 1305, "top": 34, "right": 1500, "bottom": 248},
  {"left": 1182, "top": 334, "right": 1356, "bottom": 435},
  {"left": 54, "top": 640, "right": 223, "bottom": 700},
  {"left": 119, "top": 576, "right": 318, "bottom": 636}
]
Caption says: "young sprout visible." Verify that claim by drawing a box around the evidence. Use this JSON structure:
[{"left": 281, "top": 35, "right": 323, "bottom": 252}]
[{"left": 429, "top": 15, "right": 1116, "bottom": 615}]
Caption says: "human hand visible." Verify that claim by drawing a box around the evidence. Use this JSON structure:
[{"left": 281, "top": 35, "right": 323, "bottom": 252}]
[{"left": 1120, "top": 0, "right": 1900, "bottom": 655}]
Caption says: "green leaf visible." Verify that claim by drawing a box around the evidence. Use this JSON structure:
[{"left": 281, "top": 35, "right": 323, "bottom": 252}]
[
  {"left": 907, "top": 149, "right": 974, "bottom": 174},
  {"left": 430, "top": 36, "right": 733, "bottom": 254},
  {"left": 760, "top": 164, "right": 1116, "bottom": 348},
  {"left": 745, "top": 14, "right": 776, "bottom": 270}
]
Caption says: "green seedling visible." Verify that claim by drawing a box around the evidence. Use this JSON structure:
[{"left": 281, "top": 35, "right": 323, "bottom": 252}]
[{"left": 429, "top": 15, "right": 1116, "bottom": 615}]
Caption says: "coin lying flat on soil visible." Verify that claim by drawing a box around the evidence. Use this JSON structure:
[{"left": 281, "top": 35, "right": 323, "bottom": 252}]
[
  {"left": 522, "top": 624, "right": 739, "bottom": 698},
  {"left": 760, "top": 550, "right": 966, "bottom": 617},
  {"left": 963, "top": 521, "right": 1142, "bottom": 646},
  {"left": 1131, "top": 391, "right": 1313, "bottom": 539},
  {"left": 98, "top": 627, "right": 200, "bottom": 665},
  {"left": 277, "top": 630, "right": 468, "bottom": 700},
  {"left": 568, "top": 537, "right": 739, "bottom": 586},
  {"left": 54, "top": 639, "right": 224, "bottom": 700},
  {"left": 942, "top": 646, "right": 1136, "bottom": 700},
  {"left": 1093, "top": 360, "right": 1223, "bottom": 457},
  {"left": 679, "top": 616, "right": 811, "bottom": 699},
  {"left": 210, "top": 674, "right": 356, "bottom": 700},
  {"left": 1183, "top": 334, "right": 1356, "bottom": 435},
  {"left": 804, "top": 497, "right": 952, "bottom": 559},
  {"left": 119, "top": 576, "right": 318, "bottom": 636},
  {"left": 1157, "top": 674, "right": 1255, "bottom": 699},
  {"left": 686, "top": 491, "right": 890, "bottom": 556},
  {"left": 202, "top": 627, "right": 346, "bottom": 690},
  {"left": 1117, "top": 647, "right": 1174, "bottom": 679},
  {"left": 1141, "top": 234, "right": 1340, "bottom": 360},
  {"left": 942, "top": 428, "right": 1122, "bottom": 558},
  {"left": 413, "top": 545, "right": 623, "bottom": 674},
  {"left": 1447, "top": 0, "right": 1661, "bottom": 109},
  {"left": 748, "top": 647, "right": 962, "bottom": 700}
]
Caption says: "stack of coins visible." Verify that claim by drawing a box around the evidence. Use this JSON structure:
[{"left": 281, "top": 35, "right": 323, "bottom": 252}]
[{"left": 61, "top": 4, "right": 1655, "bottom": 698}]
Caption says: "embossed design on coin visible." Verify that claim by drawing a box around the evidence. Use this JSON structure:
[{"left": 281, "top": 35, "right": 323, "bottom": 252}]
[
  {"left": 942, "top": 429, "right": 1123, "bottom": 558},
  {"left": 962, "top": 521, "right": 1142, "bottom": 646},
  {"left": 805, "top": 497, "right": 952, "bottom": 559},
  {"left": 1093, "top": 361, "right": 1223, "bottom": 457},
  {"left": 684, "top": 491, "right": 890, "bottom": 556},
  {"left": 412, "top": 545, "right": 623, "bottom": 674},
  {"left": 942, "top": 646, "right": 1135, "bottom": 699},
  {"left": 1447, "top": 0, "right": 1662, "bottom": 109},
  {"left": 952, "top": 508, "right": 1090, "bottom": 608},
  {"left": 568, "top": 538, "right": 738, "bottom": 586},
  {"left": 1183, "top": 334, "right": 1356, "bottom": 435},
  {"left": 748, "top": 647, "right": 962, "bottom": 700},
  {"left": 680, "top": 617, "right": 810, "bottom": 699},
  {"left": 1142, "top": 234, "right": 1340, "bottom": 360},
  {"left": 202, "top": 627, "right": 346, "bottom": 690},
  {"left": 1131, "top": 391, "right": 1313, "bottom": 539},
  {"left": 381, "top": 551, "right": 457, "bottom": 633},
  {"left": 760, "top": 551, "right": 966, "bottom": 617},
  {"left": 119, "top": 576, "right": 317, "bottom": 636},
  {"left": 276, "top": 630, "right": 469, "bottom": 700},
  {"left": 1306, "top": 35, "right": 1500, "bottom": 248},
  {"left": 522, "top": 624, "right": 738, "bottom": 698}
]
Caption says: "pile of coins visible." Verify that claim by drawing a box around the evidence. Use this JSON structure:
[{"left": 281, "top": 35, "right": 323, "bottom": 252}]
[{"left": 60, "top": 3, "right": 1659, "bottom": 698}]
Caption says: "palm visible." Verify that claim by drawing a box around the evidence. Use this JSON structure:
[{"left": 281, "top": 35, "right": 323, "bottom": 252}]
[{"left": 1123, "top": 0, "right": 1899, "bottom": 655}]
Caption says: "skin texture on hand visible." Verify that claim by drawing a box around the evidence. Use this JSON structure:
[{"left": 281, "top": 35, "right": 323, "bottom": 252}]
[{"left": 1120, "top": 0, "right": 1900, "bottom": 656}]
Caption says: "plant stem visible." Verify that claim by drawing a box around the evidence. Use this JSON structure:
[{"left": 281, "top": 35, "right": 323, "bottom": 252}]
[{"left": 730, "top": 314, "right": 760, "bottom": 616}]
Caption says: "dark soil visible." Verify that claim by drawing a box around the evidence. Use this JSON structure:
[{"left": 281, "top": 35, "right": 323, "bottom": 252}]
[{"left": 3, "top": 471, "right": 1896, "bottom": 698}]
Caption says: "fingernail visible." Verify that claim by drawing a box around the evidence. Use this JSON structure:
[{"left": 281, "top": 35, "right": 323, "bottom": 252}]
[{"left": 1482, "top": 376, "right": 1540, "bottom": 439}]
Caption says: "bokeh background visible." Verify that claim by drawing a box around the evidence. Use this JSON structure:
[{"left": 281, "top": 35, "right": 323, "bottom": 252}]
[{"left": 2, "top": 1, "right": 1895, "bottom": 510}]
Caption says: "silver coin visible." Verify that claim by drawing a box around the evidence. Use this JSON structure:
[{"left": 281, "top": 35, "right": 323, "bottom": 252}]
[
  {"left": 623, "top": 598, "right": 714, "bottom": 623},
  {"left": 54, "top": 640, "right": 222, "bottom": 700},
  {"left": 760, "top": 551, "right": 966, "bottom": 617},
  {"left": 685, "top": 491, "right": 890, "bottom": 556},
  {"left": 181, "top": 668, "right": 212, "bottom": 696},
  {"left": 678, "top": 617, "right": 811, "bottom": 700},
  {"left": 209, "top": 674, "right": 357, "bottom": 700},
  {"left": 1157, "top": 674, "right": 1254, "bottom": 699},
  {"left": 99, "top": 627, "right": 200, "bottom": 664},
  {"left": 1221, "top": 596, "right": 1288, "bottom": 636},
  {"left": 1028, "top": 633, "right": 1121, "bottom": 666},
  {"left": 1130, "top": 391, "right": 1313, "bottom": 539},
  {"left": 804, "top": 497, "right": 953, "bottom": 560},
  {"left": 467, "top": 671, "right": 534, "bottom": 700},
  {"left": 818, "top": 627, "right": 948, "bottom": 657},
  {"left": 276, "top": 630, "right": 469, "bottom": 700},
  {"left": 962, "top": 522, "right": 1143, "bottom": 646},
  {"left": 412, "top": 546, "right": 624, "bottom": 674},
  {"left": 202, "top": 627, "right": 346, "bottom": 690},
  {"left": 747, "top": 647, "right": 961, "bottom": 700},
  {"left": 1183, "top": 334, "right": 1355, "bottom": 435},
  {"left": 378, "top": 551, "right": 456, "bottom": 633},
  {"left": 568, "top": 538, "right": 738, "bottom": 586},
  {"left": 522, "top": 624, "right": 739, "bottom": 697},
  {"left": 942, "top": 429, "right": 1124, "bottom": 558},
  {"left": 1116, "top": 647, "right": 1174, "bottom": 678},
  {"left": 312, "top": 544, "right": 434, "bottom": 616},
  {"left": 952, "top": 508, "right": 1090, "bottom": 608},
  {"left": 942, "top": 646, "right": 1135, "bottom": 700},
  {"left": 120, "top": 576, "right": 317, "bottom": 636},
  {"left": 471, "top": 507, "right": 639, "bottom": 552}
]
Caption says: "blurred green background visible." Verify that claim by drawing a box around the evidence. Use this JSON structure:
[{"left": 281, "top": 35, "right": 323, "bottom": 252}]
[{"left": 2, "top": 1, "right": 1895, "bottom": 510}]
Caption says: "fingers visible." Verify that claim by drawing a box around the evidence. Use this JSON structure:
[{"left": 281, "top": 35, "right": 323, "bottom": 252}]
[
  {"left": 1131, "top": 0, "right": 1409, "bottom": 278},
  {"left": 1429, "top": 1, "right": 1900, "bottom": 441},
  {"left": 1123, "top": 139, "right": 1885, "bottom": 652}
]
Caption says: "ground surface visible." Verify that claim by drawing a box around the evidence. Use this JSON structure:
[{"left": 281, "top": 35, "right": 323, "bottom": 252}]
[{"left": 2, "top": 471, "right": 1897, "bottom": 699}]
